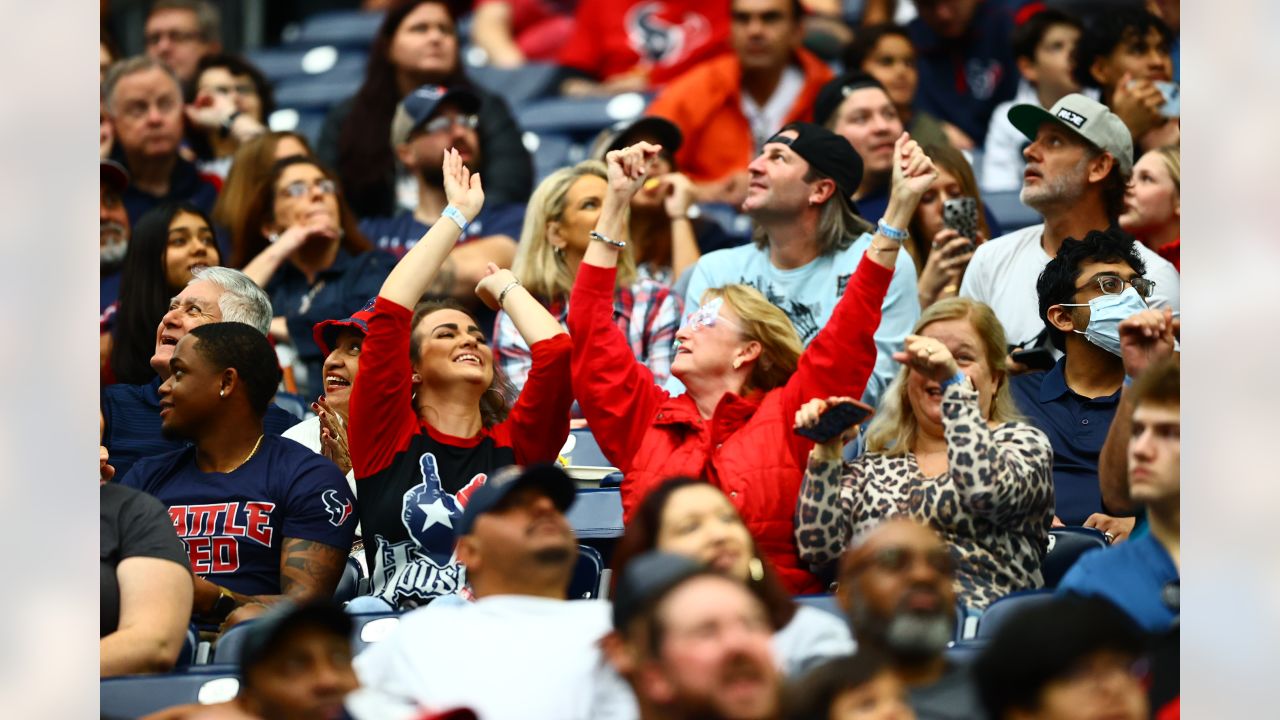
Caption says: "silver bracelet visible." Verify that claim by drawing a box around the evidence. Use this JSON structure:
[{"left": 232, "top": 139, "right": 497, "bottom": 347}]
[
  {"left": 589, "top": 230, "right": 627, "bottom": 248},
  {"left": 497, "top": 280, "right": 521, "bottom": 308}
]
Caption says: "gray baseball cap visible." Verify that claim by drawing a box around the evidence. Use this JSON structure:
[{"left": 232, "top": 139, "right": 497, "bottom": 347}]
[{"left": 1008, "top": 93, "right": 1134, "bottom": 178}]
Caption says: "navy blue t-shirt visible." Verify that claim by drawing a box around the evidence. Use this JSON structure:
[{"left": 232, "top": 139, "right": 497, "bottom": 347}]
[
  {"left": 120, "top": 435, "right": 357, "bottom": 597},
  {"left": 358, "top": 204, "right": 526, "bottom": 260},
  {"left": 1010, "top": 357, "right": 1120, "bottom": 524},
  {"left": 907, "top": 0, "right": 1020, "bottom": 145}
]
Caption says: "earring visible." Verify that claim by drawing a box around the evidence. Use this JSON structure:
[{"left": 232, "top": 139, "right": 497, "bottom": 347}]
[
  {"left": 552, "top": 246, "right": 565, "bottom": 258},
  {"left": 748, "top": 557, "right": 764, "bottom": 582},
  {"left": 732, "top": 358, "right": 742, "bottom": 370},
  {"left": 219, "top": 389, "right": 225, "bottom": 397}
]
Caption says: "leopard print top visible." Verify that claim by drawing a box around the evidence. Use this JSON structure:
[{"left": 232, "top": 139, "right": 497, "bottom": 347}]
[{"left": 795, "top": 382, "right": 1055, "bottom": 610}]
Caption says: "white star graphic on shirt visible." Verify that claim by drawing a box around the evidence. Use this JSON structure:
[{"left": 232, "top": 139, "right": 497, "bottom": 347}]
[{"left": 418, "top": 497, "right": 455, "bottom": 532}]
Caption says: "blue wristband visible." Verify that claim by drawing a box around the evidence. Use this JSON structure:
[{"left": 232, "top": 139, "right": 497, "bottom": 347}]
[
  {"left": 442, "top": 205, "right": 469, "bottom": 232},
  {"left": 939, "top": 371, "right": 968, "bottom": 390},
  {"left": 876, "top": 218, "right": 909, "bottom": 243}
]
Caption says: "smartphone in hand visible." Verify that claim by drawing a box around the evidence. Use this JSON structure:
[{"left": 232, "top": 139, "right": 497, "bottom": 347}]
[
  {"left": 795, "top": 400, "right": 875, "bottom": 444},
  {"left": 943, "top": 197, "right": 980, "bottom": 250},
  {"left": 1010, "top": 347, "right": 1056, "bottom": 371}
]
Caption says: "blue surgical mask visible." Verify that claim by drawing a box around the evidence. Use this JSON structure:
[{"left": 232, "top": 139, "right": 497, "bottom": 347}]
[{"left": 1059, "top": 286, "right": 1149, "bottom": 356}]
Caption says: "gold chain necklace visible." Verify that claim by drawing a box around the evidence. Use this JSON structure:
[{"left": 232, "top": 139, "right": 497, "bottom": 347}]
[{"left": 227, "top": 434, "right": 264, "bottom": 473}]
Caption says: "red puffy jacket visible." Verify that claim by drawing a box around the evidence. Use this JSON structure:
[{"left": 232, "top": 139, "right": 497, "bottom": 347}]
[{"left": 567, "top": 257, "right": 893, "bottom": 593}]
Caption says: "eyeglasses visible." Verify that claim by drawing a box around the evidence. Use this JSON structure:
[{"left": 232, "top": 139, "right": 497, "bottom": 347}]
[
  {"left": 846, "top": 546, "right": 956, "bottom": 577},
  {"left": 278, "top": 178, "right": 337, "bottom": 198},
  {"left": 1073, "top": 275, "right": 1156, "bottom": 299},
  {"left": 144, "top": 29, "right": 204, "bottom": 46},
  {"left": 421, "top": 114, "right": 479, "bottom": 135},
  {"left": 680, "top": 298, "right": 741, "bottom": 333}
]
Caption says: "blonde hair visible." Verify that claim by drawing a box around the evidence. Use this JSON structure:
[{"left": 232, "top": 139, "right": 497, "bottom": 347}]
[
  {"left": 511, "top": 160, "right": 637, "bottom": 299},
  {"left": 700, "top": 285, "right": 803, "bottom": 393},
  {"left": 1153, "top": 144, "right": 1180, "bottom": 193},
  {"left": 864, "top": 298, "right": 1023, "bottom": 456}
]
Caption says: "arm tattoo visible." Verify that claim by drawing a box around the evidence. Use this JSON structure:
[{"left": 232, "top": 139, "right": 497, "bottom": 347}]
[{"left": 279, "top": 538, "right": 347, "bottom": 600}]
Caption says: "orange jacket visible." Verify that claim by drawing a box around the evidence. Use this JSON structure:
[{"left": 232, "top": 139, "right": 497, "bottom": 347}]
[{"left": 646, "top": 48, "right": 834, "bottom": 183}]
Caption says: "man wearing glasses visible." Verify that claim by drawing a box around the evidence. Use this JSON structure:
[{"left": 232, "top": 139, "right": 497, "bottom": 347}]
[
  {"left": 359, "top": 84, "right": 523, "bottom": 306},
  {"left": 836, "top": 518, "right": 987, "bottom": 720},
  {"left": 144, "top": 0, "right": 222, "bottom": 84},
  {"left": 1012, "top": 227, "right": 1153, "bottom": 533},
  {"left": 959, "top": 93, "right": 1178, "bottom": 368}
]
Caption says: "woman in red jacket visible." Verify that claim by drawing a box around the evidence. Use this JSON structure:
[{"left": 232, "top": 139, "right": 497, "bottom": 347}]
[
  {"left": 568, "top": 136, "right": 937, "bottom": 593},
  {"left": 348, "top": 149, "right": 573, "bottom": 609}
]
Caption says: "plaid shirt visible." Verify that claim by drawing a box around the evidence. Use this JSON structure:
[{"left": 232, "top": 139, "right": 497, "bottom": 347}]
[{"left": 494, "top": 277, "right": 683, "bottom": 401}]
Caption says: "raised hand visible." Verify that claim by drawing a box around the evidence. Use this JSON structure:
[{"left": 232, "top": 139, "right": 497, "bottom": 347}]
[
  {"left": 662, "top": 172, "right": 695, "bottom": 220},
  {"left": 891, "top": 132, "right": 939, "bottom": 201},
  {"left": 1118, "top": 307, "right": 1177, "bottom": 379},
  {"left": 1111, "top": 72, "right": 1168, "bottom": 139},
  {"left": 442, "top": 147, "right": 484, "bottom": 220},
  {"left": 795, "top": 396, "right": 863, "bottom": 460},
  {"left": 316, "top": 397, "right": 352, "bottom": 475},
  {"left": 893, "top": 334, "right": 960, "bottom": 383},
  {"left": 475, "top": 261, "right": 520, "bottom": 311},
  {"left": 184, "top": 88, "right": 238, "bottom": 131},
  {"left": 605, "top": 141, "right": 664, "bottom": 200},
  {"left": 918, "top": 229, "right": 978, "bottom": 306}
]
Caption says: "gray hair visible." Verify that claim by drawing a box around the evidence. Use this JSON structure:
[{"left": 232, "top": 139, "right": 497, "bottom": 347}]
[
  {"left": 102, "top": 55, "right": 181, "bottom": 113},
  {"left": 149, "top": 0, "right": 222, "bottom": 45},
  {"left": 192, "top": 266, "right": 272, "bottom": 335}
]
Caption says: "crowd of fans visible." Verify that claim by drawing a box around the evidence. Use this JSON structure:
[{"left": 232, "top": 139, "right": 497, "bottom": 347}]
[{"left": 100, "top": 1, "right": 1182, "bottom": 719}]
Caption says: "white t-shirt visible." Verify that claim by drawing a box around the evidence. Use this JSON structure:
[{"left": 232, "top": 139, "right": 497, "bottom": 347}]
[
  {"left": 959, "top": 223, "right": 1181, "bottom": 349},
  {"left": 354, "top": 596, "right": 633, "bottom": 720},
  {"left": 773, "top": 605, "right": 856, "bottom": 676}
]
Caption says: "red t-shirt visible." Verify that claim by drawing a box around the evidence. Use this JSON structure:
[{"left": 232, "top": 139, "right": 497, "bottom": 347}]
[{"left": 557, "top": 0, "right": 730, "bottom": 87}]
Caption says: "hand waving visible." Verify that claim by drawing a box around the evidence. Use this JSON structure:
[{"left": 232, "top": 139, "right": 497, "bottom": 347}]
[
  {"left": 475, "top": 262, "right": 520, "bottom": 311},
  {"left": 605, "top": 141, "right": 664, "bottom": 200},
  {"left": 442, "top": 147, "right": 484, "bottom": 220}
]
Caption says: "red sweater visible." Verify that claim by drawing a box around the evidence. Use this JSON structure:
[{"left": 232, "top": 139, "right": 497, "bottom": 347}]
[{"left": 567, "top": 257, "right": 894, "bottom": 593}]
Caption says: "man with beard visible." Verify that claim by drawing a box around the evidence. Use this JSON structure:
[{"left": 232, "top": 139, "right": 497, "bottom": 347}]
[
  {"left": 959, "top": 93, "right": 1178, "bottom": 359},
  {"left": 604, "top": 551, "right": 782, "bottom": 720},
  {"left": 101, "top": 159, "right": 132, "bottom": 313},
  {"left": 120, "top": 323, "right": 355, "bottom": 630},
  {"left": 837, "top": 519, "right": 987, "bottom": 720},
  {"left": 358, "top": 84, "right": 523, "bottom": 307},
  {"left": 354, "top": 465, "right": 632, "bottom": 720}
]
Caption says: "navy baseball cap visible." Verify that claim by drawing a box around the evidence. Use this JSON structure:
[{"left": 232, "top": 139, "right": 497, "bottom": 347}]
[
  {"left": 312, "top": 297, "right": 376, "bottom": 356},
  {"left": 238, "top": 600, "right": 352, "bottom": 672},
  {"left": 590, "top": 116, "right": 685, "bottom": 160},
  {"left": 454, "top": 464, "right": 577, "bottom": 537},
  {"left": 813, "top": 72, "right": 890, "bottom": 128},
  {"left": 391, "top": 83, "right": 483, "bottom": 147},
  {"left": 612, "top": 551, "right": 718, "bottom": 631},
  {"left": 764, "top": 122, "right": 864, "bottom": 210}
]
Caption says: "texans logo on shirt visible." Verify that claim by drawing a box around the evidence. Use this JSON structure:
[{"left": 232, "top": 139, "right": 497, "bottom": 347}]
[
  {"left": 966, "top": 59, "right": 1005, "bottom": 102},
  {"left": 368, "top": 452, "right": 487, "bottom": 607},
  {"left": 322, "top": 489, "right": 353, "bottom": 527},
  {"left": 625, "top": 2, "right": 711, "bottom": 68}
]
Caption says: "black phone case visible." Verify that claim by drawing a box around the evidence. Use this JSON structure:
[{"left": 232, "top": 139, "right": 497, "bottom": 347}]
[
  {"left": 1011, "top": 347, "right": 1056, "bottom": 371},
  {"left": 795, "top": 401, "right": 874, "bottom": 444}
]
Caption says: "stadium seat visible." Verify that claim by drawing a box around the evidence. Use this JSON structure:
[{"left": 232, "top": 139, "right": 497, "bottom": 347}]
[
  {"left": 211, "top": 619, "right": 256, "bottom": 665},
  {"left": 101, "top": 669, "right": 240, "bottom": 719},
  {"left": 524, "top": 131, "right": 581, "bottom": 185},
  {"left": 568, "top": 545, "right": 606, "bottom": 600},
  {"left": 694, "top": 202, "right": 754, "bottom": 244},
  {"left": 351, "top": 613, "right": 400, "bottom": 655},
  {"left": 244, "top": 46, "right": 368, "bottom": 84},
  {"left": 516, "top": 93, "right": 650, "bottom": 136},
  {"left": 267, "top": 108, "right": 327, "bottom": 146},
  {"left": 1042, "top": 526, "right": 1108, "bottom": 589},
  {"left": 983, "top": 190, "right": 1042, "bottom": 232},
  {"left": 334, "top": 556, "right": 364, "bottom": 604},
  {"left": 974, "top": 589, "right": 1056, "bottom": 640},
  {"left": 273, "top": 76, "right": 363, "bottom": 112},
  {"left": 564, "top": 428, "right": 612, "bottom": 468},
  {"left": 175, "top": 626, "right": 198, "bottom": 668},
  {"left": 467, "top": 63, "right": 559, "bottom": 109},
  {"left": 567, "top": 488, "right": 625, "bottom": 539},
  {"left": 289, "top": 10, "right": 386, "bottom": 48}
]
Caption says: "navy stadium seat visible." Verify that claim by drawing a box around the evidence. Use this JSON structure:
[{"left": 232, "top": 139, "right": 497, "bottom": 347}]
[
  {"left": 273, "top": 76, "right": 363, "bottom": 112},
  {"left": 525, "top": 132, "right": 580, "bottom": 184},
  {"left": 693, "top": 202, "right": 754, "bottom": 244},
  {"left": 1042, "top": 526, "right": 1109, "bottom": 589},
  {"left": 982, "top": 190, "right": 1042, "bottom": 232},
  {"left": 267, "top": 108, "right": 327, "bottom": 146},
  {"left": 290, "top": 10, "right": 385, "bottom": 48},
  {"left": 175, "top": 626, "right": 197, "bottom": 668},
  {"left": 567, "top": 488, "right": 625, "bottom": 539},
  {"left": 211, "top": 619, "right": 256, "bottom": 665},
  {"left": 565, "top": 428, "right": 611, "bottom": 468},
  {"left": 568, "top": 545, "right": 606, "bottom": 600},
  {"left": 974, "top": 589, "right": 1056, "bottom": 640},
  {"left": 516, "top": 93, "right": 650, "bottom": 136},
  {"left": 334, "top": 556, "right": 364, "bottom": 604},
  {"left": 244, "top": 46, "right": 368, "bottom": 84},
  {"left": 350, "top": 612, "right": 400, "bottom": 655},
  {"left": 467, "top": 62, "right": 559, "bottom": 108},
  {"left": 101, "top": 669, "right": 240, "bottom": 719}
]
